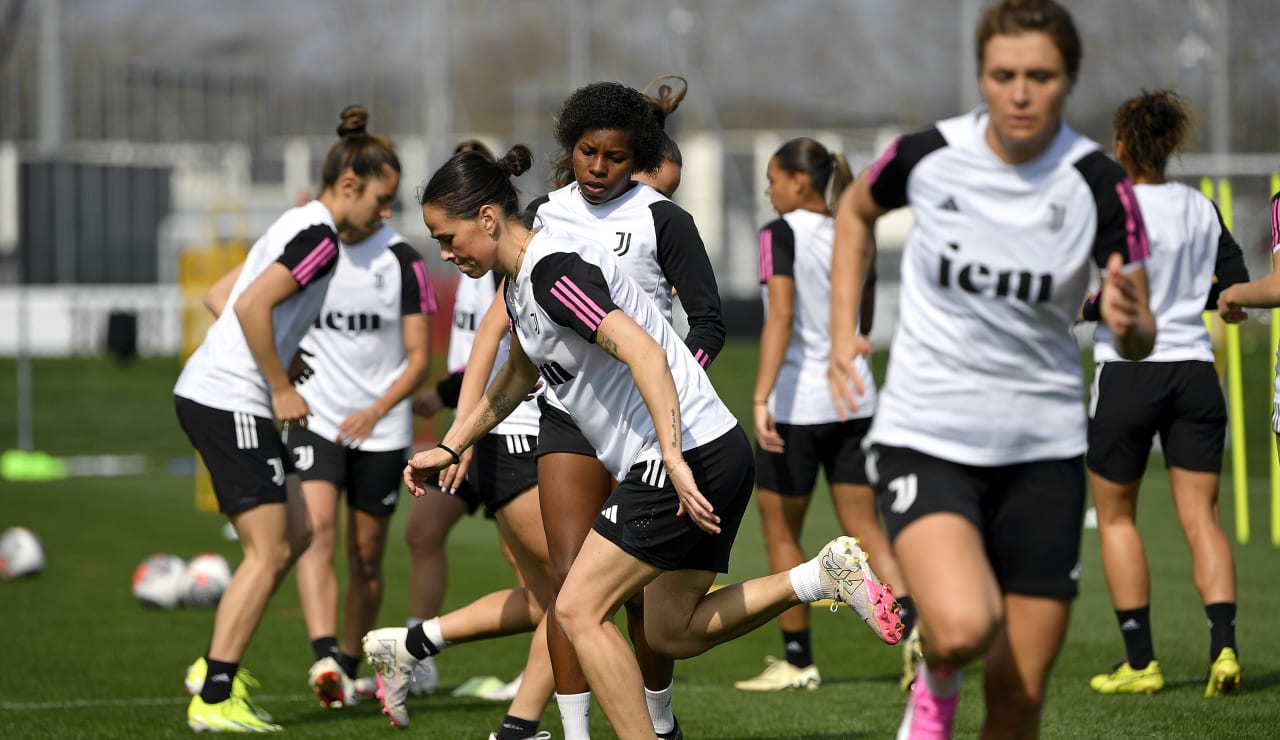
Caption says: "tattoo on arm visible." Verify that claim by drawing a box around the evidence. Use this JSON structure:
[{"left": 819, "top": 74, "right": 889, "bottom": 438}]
[
  {"left": 597, "top": 332, "right": 619, "bottom": 358},
  {"left": 669, "top": 408, "right": 680, "bottom": 455}
]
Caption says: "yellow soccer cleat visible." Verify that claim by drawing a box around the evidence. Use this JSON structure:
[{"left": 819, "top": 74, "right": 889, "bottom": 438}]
[
  {"left": 184, "top": 657, "right": 274, "bottom": 722},
  {"left": 1204, "top": 647, "right": 1241, "bottom": 697},
  {"left": 900, "top": 626, "right": 923, "bottom": 692},
  {"left": 187, "top": 694, "right": 282, "bottom": 733},
  {"left": 733, "top": 656, "right": 821, "bottom": 691},
  {"left": 1089, "top": 660, "right": 1164, "bottom": 695}
]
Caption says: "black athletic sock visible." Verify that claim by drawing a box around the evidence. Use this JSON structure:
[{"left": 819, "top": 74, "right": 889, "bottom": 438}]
[
  {"left": 782, "top": 629, "right": 813, "bottom": 668},
  {"left": 337, "top": 651, "right": 361, "bottom": 680},
  {"left": 404, "top": 625, "right": 440, "bottom": 660},
  {"left": 1205, "top": 602, "right": 1237, "bottom": 660},
  {"left": 200, "top": 658, "right": 239, "bottom": 704},
  {"left": 1116, "top": 606, "right": 1155, "bottom": 669},
  {"left": 494, "top": 714, "right": 540, "bottom": 740},
  {"left": 897, "top": 595, "right": 917, "bottom": 635},
  {"left": 310, "top": 636, "right": 340, "bottom": 663}
]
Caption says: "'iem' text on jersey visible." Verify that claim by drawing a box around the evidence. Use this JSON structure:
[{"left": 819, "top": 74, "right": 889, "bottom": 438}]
[
  {"left": 176, "top": 200, "right": 340, "bottom": 418},
  {"left": 865, "top": 109, "right": 1149, "bottom": 466},
  {"left": 297, "top": 226, "right": 435, "bottom": 451},
  {"left": 503, "top": 230, "right": 737, "bottom": 480},
  {"left": 759, "top": 210, "right": 876, "bottom": 424}
]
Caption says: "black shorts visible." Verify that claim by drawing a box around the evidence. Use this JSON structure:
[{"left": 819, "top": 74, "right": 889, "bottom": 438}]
[
  {"left": 592, "top": 426, "right": 754, "bottom": 573},
  {"left": 537, "top": 395, "right": 596, "bottom": 458},
  {"left": 1087, "top": 360, "right": 1226, "bottom": 482},
  {"left": 175, "top": 395, "right": 290, "bottom": 515},
  {"left": 868, "top": 443, "right": 1085, "bottom": 600},
  {"left": 285, "top": 427, "right": 408, "bottom": 517},
  {"left": 470, "top": 433, "right": 539, "bottom": 517},
  {"left": 755, "top": 418, "right": 872, "bottom": 496}
]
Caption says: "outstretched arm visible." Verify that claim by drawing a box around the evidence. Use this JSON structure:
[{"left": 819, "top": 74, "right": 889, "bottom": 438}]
[{"left": 595, "top": 310, "right": 721, "bottom": 534}]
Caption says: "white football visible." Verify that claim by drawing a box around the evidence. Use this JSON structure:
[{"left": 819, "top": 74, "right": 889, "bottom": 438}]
[
  {"left": 0, "top": 526, "right": 46, "bottom": 579},
  {"left": 132, "top": 553, "right": 186, "bottom": 609},
  {"left": 181, "top": 552, "right": 233, "bottom": 607}
]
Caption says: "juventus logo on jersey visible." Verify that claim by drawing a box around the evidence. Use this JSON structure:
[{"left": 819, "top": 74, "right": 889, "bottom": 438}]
[
  {"left": 1047, "top": 203, "right": 1066, "bottom": 232},
  {"left": 614, "top": 231, "right": 632, "bottom": 256},
  {"left": 538, "top": 361, "right": 575, "bottom": 386},
  {"left": 293, "top": 445, "right": 315, "bottom": 471},
  {"left": 374, "top": 272, "right": 385, "bottom": 289}
]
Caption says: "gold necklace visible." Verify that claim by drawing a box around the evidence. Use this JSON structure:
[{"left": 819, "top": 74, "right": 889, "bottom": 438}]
[{"left": 512, "top": 228, "right": 536, "bottom": 276}]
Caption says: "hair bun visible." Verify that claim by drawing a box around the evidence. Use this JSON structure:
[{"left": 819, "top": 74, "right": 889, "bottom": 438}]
[
  {"left": 337, "top": 104, "right": 370, "bottom": 138},
  {"left": 496, "top": 145, "right": 534, "bottom": 178},
  {"left": 642, "top": 75, "right": 688, "bottom": 128}
]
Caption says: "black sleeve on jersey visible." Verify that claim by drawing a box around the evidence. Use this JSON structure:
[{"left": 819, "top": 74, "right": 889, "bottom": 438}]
[
  {"left": 276, "top": 223, "right": 340, "bottom": 287},
  {"left": 866, "top": 128, "right": 946, "bottom": 211},
  {"left": 1074, "top": 151, "right": 1149, "bottom": 268},
  {"left": 523, "top": 195, "right": 550, "bottom": 229},
  {"left": 389, "top": 242, "right": 434, "bottom": 316},
  {"left": 1204, "top": 203, "right": 1250, "bottom": 310},
  {"left": 651, "top": 200, "right": 727, "bottom": 364},
  {"left": 759, "top": 218, "right": 796, "bottom": 281},
  {"left": 1080, "top": 288, "right": 1102, "bottom": 322},
  {"left": 529, "top": 252, "right": 621, "bottom": 343},
  {"left": 434, "top": 369, "right": 464, "bottom": 409}
]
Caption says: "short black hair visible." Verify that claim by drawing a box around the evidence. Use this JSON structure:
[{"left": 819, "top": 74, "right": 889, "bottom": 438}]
[{"left": 553, "top": 82, "right": 666, "bottom": 175}]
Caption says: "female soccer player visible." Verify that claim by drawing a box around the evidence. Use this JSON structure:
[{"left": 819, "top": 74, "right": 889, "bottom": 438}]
[
  {"left": 1083, "top": 89, "right": 1247, "bottom": 698},
  {"left": 365, "top": 145, "right": 901, "bottom": 739},
  {"left": 828, "top": 2, "right": 1156, "bottom": 737},
  {"left": 176, "top": 104, "right": 400, "bottom": 732},
  {"left": 525, "top": 80, "right": 724, "bottom": 739},
  {"left": 286, "top": 218, "right": 434, "bottom": 709},
  {"left": 737, "top": 137, "right": 913, "bottom": 694}
]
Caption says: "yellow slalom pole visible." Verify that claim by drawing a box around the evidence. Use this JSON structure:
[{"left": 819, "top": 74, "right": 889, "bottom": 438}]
[
  {"left": 1217, "top": 178, "right": 1249, "bottom": 544},
  {"left": 1271, "top": 172, "right": 1280, "bottom": 547}
]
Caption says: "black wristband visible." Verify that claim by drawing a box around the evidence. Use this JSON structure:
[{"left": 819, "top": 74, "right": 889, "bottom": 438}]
[{"left": 436, "top": 443, "right": 461, "bottom": 466}]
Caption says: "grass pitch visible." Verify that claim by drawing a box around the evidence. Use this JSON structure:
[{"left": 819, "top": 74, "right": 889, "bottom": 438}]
[{"left": 1, "top": 339, "right": 1278, "bottom": 738}]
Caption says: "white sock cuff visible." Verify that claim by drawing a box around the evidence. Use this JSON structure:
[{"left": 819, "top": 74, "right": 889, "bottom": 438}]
[
  {"left": 643, "top": 680, "right": 674, "bottom": 699},
  {"left": 790, "top": 560, "right": 825, "bottom": 603},
  {"left": 406, "top": 617, "right": 424, "bottom": 630},
  {"left": 421, "top": 617, "right": 448, "bottom": 649},
  {"left": 921, "top": 661, "right": 963, "bottom": 698}
]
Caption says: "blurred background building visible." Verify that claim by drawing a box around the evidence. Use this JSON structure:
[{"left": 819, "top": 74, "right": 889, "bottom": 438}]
[{"left": 1, "top": 0, "right": 1277, "bottom": 356}]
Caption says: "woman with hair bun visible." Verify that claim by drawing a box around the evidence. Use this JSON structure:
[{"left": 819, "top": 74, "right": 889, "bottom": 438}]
[
  {"left": 364, "top": 145, "right": 899, "bottom": 739},
  {"left": 1086, "top": 89, "right": 1247, "bottom": 698},
  {"left": 177, "top": 104, "right": 401, "bottom": 732},
  {"left": 736, "top": 137, "right": 908, "bottom": 695}
]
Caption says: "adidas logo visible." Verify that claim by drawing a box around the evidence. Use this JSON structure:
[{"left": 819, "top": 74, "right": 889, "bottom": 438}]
[
  {"left": 785, "top": 640, "right": 803, "bottom": 653},
  {"left": 1069, "top": 562, "right": 1082, "bottom": 582},
  {"left": 1120, "top": 618, "right": 1141, "bottom": 631},
  {"left": 938, "top": 196, "right": 959, "bottom": 212},
  {"left": 210, "top": 672, "right": 232, "bottom": 683},
  {"left": 601, "top": 504, "right": 618, "bottom": 524},
  {"left": 382, "top": 491, "right": 398, "bottom": 506}
]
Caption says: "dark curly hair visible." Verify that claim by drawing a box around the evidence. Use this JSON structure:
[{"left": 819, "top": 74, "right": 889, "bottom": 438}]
[
  {"left": 1113, "top": 89, "right": 1189, "bottom": 179},
  {"left": 553, "top": 82, "right": 666, "bottom": 178}
]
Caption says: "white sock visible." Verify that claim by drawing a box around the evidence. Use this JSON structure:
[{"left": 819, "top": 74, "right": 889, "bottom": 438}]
[
  {"left": 420, "top": 617, "right": 449, "bottom": 650},
  {"left": 789, "top": 559, "right": 826, "bottom": 603},
  {"left": 645, "top": 680, "right": 675, "bottom": 734},
  {"left": 920, "top": 660, "right": 963, "bottom": 698},
  {"left": 406, "top": 617, "right": 425, "bottom": 630},
  {"left": 556, "top": 691, "right": 592, "bottom": 740}
]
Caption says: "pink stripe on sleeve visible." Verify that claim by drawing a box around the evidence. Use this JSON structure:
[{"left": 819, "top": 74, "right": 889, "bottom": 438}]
[
  {"left": 864, "top": 136, "right": 901, "bottom": 189},
  {"left": 758, "top": 229, "right": 773, "bottom": 281},
  {"left": 693, "top": 348, "right": 709, "bottom": 367},
  {"left": 413, "top": 261, "right": 438, "bottom": 313},
  {"left": 1114, "top": 180, "right": 1150, "bottom": 262},
  {"left": 292, "top": 237, "right": 338, "bottom": 285},
  {"left": 551, "top": 276, "right": 608, "bottom": 329}
]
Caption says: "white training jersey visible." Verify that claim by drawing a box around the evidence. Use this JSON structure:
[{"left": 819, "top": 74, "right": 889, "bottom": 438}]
[
  {"left": 503, "top": 230, "right": 737, "bottom": 480},
  {"left": 865, "top": 109, "right": 1150, "bottom": 466},
  {"left": 1093, "top": 182, "right": 1247, "bottom": 365},
  {"left": 175, "top": 200, "right": 340, "bottom": 418},
  {"left": 448, "top": 273, "right": 542, "bottom": 437},
  {"left": 758, "top": 209, "right": 876, "bottom": 424},
  {"left": 294, "top": 226, "right": 435, "bottom": 451}
]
